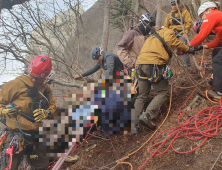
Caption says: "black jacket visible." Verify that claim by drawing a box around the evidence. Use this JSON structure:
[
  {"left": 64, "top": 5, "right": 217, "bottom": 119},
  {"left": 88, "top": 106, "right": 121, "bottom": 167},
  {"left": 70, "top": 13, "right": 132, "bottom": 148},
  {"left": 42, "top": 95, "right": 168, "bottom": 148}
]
[{"left": 82, "top": 51, "right": 124, "bottom": 77}]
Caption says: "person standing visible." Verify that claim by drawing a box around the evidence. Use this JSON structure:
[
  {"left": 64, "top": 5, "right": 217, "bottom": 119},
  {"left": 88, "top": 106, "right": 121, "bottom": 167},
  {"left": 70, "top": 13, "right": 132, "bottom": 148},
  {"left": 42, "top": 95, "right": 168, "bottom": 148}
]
[
  {"left": 191, "top": 2, "right": 222, "bottom": 99},
  {"left": 164, "top": 0, "right": 192, "bottom": 67}
]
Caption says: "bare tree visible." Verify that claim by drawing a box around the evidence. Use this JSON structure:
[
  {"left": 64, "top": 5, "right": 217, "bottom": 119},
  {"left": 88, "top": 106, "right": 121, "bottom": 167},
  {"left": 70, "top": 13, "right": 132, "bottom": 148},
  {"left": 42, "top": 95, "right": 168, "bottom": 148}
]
[
  {"left": 0, "top": 0, "right": 91, "bottom": 87},
  {"left": 192, "top": 0, "right": 200, "bottom": 12},
  {"left": 101, "top": 0, "right": 111, "bottom": 51},
  {"left": 155, "top": 0, "right": 162, "bottom": 29},
  {"left": 110, "top": 0, "right": 133, "bottom": 32}
]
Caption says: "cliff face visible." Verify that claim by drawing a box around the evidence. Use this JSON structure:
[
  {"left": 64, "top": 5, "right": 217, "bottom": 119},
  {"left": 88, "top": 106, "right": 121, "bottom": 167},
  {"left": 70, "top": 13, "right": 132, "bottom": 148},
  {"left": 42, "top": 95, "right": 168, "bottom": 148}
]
[{"left": 0, "top": 0, "right": 30, "bottom": 11}]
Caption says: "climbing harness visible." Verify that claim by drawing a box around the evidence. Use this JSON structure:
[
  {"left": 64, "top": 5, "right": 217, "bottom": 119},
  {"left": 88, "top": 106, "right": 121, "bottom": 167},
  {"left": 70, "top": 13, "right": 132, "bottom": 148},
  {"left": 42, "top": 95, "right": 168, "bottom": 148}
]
[
  {"left": 163, "top": 65, "right": 174, "bottom": 80},
  {"left": 148, "top": 64, "right": 160, "bottom": 83}
]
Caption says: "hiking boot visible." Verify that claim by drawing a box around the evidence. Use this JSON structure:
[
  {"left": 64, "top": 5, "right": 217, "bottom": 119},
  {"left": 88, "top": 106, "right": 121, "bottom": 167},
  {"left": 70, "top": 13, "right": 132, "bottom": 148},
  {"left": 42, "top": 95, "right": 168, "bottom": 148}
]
[
  {"left": 207, "top": 91, "right": 222, "bottom": 100},
  {"left": 139, "top": 113, "right": 156, "bottom": 130},
  {"left": 131, "top": 124, "right": 140, "bottom": 135}
]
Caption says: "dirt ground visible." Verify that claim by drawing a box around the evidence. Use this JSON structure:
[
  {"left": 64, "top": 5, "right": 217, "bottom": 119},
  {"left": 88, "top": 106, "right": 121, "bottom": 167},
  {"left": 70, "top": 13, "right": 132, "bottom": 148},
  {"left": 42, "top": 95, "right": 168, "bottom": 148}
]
[{"left": 57, "top": 49, "right": 222, "bottom": 170}]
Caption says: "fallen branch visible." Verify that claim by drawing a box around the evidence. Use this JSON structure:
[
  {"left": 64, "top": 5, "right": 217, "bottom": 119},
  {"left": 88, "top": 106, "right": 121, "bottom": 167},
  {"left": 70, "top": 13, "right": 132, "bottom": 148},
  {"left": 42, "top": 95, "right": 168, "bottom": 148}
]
[
  {"left": 52, "top": 58, "right": 88, "bottom": 83},
  {"left": 209, "top": 150, "right": 222, "bottom": 170}
]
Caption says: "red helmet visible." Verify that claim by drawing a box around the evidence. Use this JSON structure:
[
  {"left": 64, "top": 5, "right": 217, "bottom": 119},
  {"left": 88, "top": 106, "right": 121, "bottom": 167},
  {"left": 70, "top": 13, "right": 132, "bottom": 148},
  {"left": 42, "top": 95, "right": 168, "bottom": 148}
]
[
  {"left": 193, "top": 20, "right": 202, "bottom": 34},
  {"left": 28, "top": 55, "right": 52, "bottom": 79}
]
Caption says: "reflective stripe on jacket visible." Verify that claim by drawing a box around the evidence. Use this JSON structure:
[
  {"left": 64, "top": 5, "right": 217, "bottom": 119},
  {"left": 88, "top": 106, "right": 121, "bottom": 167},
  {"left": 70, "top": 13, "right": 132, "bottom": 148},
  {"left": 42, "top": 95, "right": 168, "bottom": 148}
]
[{"left": 190, "top": 10, "right": 222, "bottom": 48}]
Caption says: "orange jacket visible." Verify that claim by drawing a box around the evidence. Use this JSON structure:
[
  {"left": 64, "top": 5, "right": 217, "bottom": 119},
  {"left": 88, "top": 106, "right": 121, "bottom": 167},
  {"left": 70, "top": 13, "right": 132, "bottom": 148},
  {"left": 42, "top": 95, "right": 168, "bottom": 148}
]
[{"left": 190, "top": 10, "right": 222, "bottom": 48}]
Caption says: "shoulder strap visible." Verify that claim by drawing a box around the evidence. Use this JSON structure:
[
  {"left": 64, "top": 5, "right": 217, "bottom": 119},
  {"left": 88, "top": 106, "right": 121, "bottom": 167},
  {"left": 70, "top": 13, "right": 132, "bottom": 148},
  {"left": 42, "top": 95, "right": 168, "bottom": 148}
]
[
  {"left": 132, "top": 26, "right": 142, "bottom": 35},
  {"left": 151, "top": 31, "right": 172, "bottom": 59}
]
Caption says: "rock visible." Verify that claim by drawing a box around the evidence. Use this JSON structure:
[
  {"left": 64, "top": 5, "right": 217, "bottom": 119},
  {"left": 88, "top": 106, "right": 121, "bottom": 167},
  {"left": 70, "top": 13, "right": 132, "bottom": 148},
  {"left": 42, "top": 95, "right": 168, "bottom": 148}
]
[
  {"left": 65, "top": 155, "right": 80, "bottom": 162},
  {"left": 85, "top": 144, "right": 97, "bottom": 152}
]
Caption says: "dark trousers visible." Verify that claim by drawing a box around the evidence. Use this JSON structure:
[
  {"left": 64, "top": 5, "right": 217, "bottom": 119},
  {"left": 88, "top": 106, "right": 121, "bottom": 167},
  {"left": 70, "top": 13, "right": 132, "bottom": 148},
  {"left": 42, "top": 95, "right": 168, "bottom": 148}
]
[
  {"left": 212, "top": 47, "right": 222, "bottom": 92},
  {"left": 134, "top": 64, "right": 169, "bottom": 121}
]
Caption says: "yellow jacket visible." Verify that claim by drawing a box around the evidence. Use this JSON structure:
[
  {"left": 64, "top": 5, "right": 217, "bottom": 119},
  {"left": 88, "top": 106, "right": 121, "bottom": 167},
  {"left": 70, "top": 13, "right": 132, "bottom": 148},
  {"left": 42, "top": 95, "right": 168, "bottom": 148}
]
[
  {"left": 0, "top": 75, "right": 57, "bottom": 131},
  {"left": 164, "top": 7, "right": 192, "bottom": 35},
  {"left": 136, "top": 28, "right": 189, "bottom": 66}
]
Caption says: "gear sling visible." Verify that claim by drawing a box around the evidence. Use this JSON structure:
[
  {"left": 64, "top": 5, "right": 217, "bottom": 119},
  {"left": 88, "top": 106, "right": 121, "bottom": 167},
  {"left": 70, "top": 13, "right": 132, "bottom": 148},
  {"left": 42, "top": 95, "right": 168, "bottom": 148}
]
[{"left": 0, "top": 84, "right": 50, "bottom": 169}]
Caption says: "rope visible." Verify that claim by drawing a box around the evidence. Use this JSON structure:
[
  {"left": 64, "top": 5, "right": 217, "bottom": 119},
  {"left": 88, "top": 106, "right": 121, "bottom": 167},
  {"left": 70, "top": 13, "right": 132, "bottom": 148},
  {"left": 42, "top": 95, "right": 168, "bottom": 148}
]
[
  {"left": 51, "top": 89, "right": 77, "bottom": 91},
  {"left": 116, "top": 49, "right": 217, "bottom": 169},
  {"left": 115, "top": 85, "right": 173, "bottom": 169},
  {"left": 47, "top": 124, "right": 100, "bottom": 169},
  {"left": 206, "top": 90, "right": 220, "bottom": 104},
  {"left": 138, "top": 90, "right": 222, "bottom": 169},
  {"left": 170, "top": 62, "right": 212, "bottom": 87},
  {"left": 46, "top": 49, "right": 218, "bottom": 169}
]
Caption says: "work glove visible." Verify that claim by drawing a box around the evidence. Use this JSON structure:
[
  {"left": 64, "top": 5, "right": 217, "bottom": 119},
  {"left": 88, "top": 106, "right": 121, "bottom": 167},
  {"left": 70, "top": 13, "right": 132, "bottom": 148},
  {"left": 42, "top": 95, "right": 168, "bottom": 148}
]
[
  {"left": 195, "top": 45, "right": 203, "bottom": 51},
  {"left": 2, "top": 105, "right": 20, "bottom": 118},
  {"left": 176, "top": 51, "right": 183, "bottom": 55},
  {"left": 188, "top": 46, "right": 195, "bottom": 54},
  {"left": 74, "top": 75, "right": 82, "bottom": 80},
  {"left": 33, "top": 109, "right": 50, "bottom": 122}
]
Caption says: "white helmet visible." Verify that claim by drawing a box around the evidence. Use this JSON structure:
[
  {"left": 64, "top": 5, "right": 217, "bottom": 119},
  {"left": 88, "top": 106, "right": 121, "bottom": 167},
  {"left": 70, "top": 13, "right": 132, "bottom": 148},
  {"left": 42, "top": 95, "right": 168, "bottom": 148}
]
[{"left": 198, "top": 2, "right": 217, "bottom": 16}]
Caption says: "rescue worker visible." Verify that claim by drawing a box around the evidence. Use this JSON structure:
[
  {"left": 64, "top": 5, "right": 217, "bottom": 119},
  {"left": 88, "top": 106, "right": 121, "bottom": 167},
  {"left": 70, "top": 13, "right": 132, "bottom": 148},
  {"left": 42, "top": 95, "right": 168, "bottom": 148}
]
[
  {"left": 133, "top": 23, "right": 195, "bottom": 134},
  {"left": 164, "top": 0, "right": 192, "bottom": 67},
  {"left": 117, "top": 13, "right": 155, "bottom": 67},
  {"left": 0, "top": 55, "right": 57, "bottom": 170},
  {"left": 200, "top": 0, "right": 221, "bottom": 10},
  {"left": 190, "top": 1, "right": 222, "bottom": 99},
  {"left": 74, "top": 46, "right": 124, "bottom": 79}
]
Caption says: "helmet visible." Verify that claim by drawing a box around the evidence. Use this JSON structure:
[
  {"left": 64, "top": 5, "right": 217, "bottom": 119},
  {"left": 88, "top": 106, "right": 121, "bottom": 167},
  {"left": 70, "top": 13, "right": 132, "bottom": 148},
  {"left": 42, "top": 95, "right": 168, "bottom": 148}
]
[
  {"left": 47, "top": 68, "right": 56, "bottom": 80},
  {"left": 170, "top": 0, "right": 180, "bottom": 5},
  {"left": 198, "top": 2, "right": 217, "bottom": 16},
  {"left": 193, "top": 19, "right": 202, "bottom": 34},
  {"left": 139, "top": 13, "right": 156, "bottom": 28},
  {"left": 91, "top": 46, "right": 103, "bottom": 60},
  {"left": 28, "top": 55, "right": 52, "bottom": 79}
]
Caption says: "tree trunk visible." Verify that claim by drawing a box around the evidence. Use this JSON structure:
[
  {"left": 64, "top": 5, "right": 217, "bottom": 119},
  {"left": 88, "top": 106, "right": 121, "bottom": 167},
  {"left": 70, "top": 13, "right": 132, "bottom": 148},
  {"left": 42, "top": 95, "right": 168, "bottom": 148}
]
[
  {"left": 96, "top": 0, "right": 111, "bottom": 80},
  {"left": 156, "top": 0, "right": 162, "bottom": 30},
  {"left": 132, "top": 0, "right": 140, "bottom": 26},
  {"left": 192, "top": 0, "right": 198, "bottom": 12},
  {"left": 101, "top": 0, "right": 111, "bottom": 51}
]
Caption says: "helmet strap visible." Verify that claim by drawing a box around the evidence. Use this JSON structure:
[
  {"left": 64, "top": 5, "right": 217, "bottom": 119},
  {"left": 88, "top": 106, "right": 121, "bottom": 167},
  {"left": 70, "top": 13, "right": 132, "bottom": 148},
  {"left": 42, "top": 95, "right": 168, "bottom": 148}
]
[{"left": 99, "top": 47, "right": 103, "bottom": 56}]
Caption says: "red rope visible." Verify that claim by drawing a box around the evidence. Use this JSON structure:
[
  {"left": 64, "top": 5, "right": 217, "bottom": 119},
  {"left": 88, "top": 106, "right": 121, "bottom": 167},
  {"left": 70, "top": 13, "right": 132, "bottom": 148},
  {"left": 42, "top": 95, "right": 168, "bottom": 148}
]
[
  {"left": 138, "top": 90, "right": 222, "bottom": 170},
  {"left": 47, "top": 125, "right": 99, "bottom": 169},
  {"left": 51, "top": 89, "right": 77, "bottom": 91}
]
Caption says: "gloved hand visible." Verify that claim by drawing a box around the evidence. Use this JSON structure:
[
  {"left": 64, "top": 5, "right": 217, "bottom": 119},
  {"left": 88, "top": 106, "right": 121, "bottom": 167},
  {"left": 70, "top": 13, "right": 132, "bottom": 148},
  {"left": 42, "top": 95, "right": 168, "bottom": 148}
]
[
  {"left": 188, "top": 46, "right": 195, "bottom": 54},
  {"left": 176, "top": 51, "right": 184, "bottom": 55},
  {"left": 33, "top": 109, "right": 50, "bottom": 122},
  {"left": 2, "top": 105, "right": 20, "bottom": 118},
  {"left": 195, "top": 45, "right": 203, "bottom": 51},
  {"left": 74, "top": 75, "right": 82, "bottom": 80}
]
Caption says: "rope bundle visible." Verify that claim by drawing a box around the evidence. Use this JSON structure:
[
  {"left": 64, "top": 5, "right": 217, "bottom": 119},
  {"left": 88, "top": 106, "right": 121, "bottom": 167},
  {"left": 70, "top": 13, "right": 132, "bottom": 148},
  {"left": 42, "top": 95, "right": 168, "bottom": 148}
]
[{"left": 139, "top": 90, "right": 222, "bottom": 169}]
